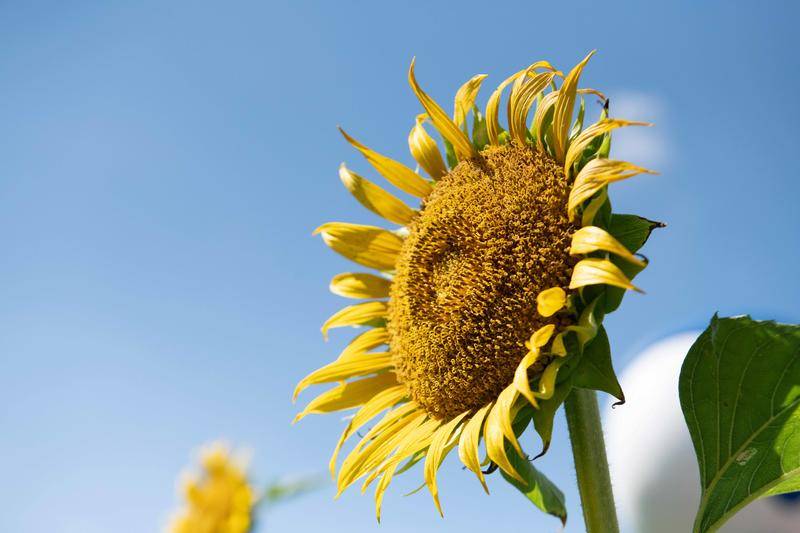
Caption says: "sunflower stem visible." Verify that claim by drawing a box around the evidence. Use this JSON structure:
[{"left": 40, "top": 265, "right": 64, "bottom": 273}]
[{"left": 564, "top": 388, "right": 620, "bottom": 533}]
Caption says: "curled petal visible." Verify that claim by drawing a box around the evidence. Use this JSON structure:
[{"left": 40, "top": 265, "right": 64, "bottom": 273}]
[
  {"left": 484, "top": 390, "right": 524, "bottom": 483},
  {"left": 339, "top": 127, "right": 433, "bottom": 198},
  {"left": 514, "top": 347, "right": 542, "bottom": 407},
  {"left": 294, "top": 373, "right": 399, "bottom": 422},
  {"left": 330, "top": 272, "right": 392, "bottom": 299},
  {"left": 454, "top": 74, "right": 488, "bottom": 129},
  {"left": 564, "top": 119, "right": 651, "bottom": 175},
  {"left": 408, "top": 58, "right": 475, "bottom": 160},
  {"left": 339, "top": 164, "right": 416, "bottom": 225},
  {"left": 508, "top": 71, "right": 557, "bottom": 144},
  {"left": 321, "top": 301, "right": 388, "bottom": 339},
  {"left": 571, "top": 226, "right": 646, "bottom": 267},
  {"left": 568, "top": 158, "right": 656, "bottom": 220},
  {"left": 552, "top": 50, "right": 595, "bottom": 163},
  {"left": 314, "top": 222, "right": 403, "bottom": 271},
  {"left": 408, "top": 114, "right": 447, "bottom": 179},
  {"left": 569, "top": 258, "right": 642, "bottom": 293},
  {"left": 537, "top": 287, "right": 566, "bottom": 317}
]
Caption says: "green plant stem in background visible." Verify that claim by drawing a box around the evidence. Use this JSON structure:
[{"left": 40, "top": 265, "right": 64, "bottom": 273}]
[{"left": 564, "top": 388, "right": 620, "bottom": 533}]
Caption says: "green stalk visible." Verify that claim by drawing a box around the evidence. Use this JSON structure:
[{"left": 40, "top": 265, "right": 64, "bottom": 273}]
[{"left": 564, "top": 388, "right": 620, "bottom": 533}]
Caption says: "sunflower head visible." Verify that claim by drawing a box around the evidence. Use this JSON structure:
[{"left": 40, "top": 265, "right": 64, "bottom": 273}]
[
  {"left": 167, "top": 442, "right": 255, "bottom": 533},
  {"left": 294, "top": 52, "right": 661, "bottom": 521}
]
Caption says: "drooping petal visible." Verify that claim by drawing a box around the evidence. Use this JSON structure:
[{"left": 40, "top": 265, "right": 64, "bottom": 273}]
[
  {"left": 336, "top": 327, "right": 390, "bottom": 361},
  {"left": 564, "top": 119, "right": 650, "bottom": 175},
  {"left": 508, "top": 70, "right": 557, "bottom": 144},
  {"left": 514, "top": 347, "right": 542, "bottom": 407},
  {"left": 408, "top": 58, "right": 475, "bottom": 160},
  {"left": 408, "top": 114, "right": 447, "bottom": 180},
  {"left": 536, "top": 287, "right": 566, "bottom": 317},
  {"left": 551, "top": 51, "right": 595, "bottom": 163},
  {"left": 569, "top": 258, "right": 642, "bottom": 292},
  {"left": 484, "top": 388, "right": 524, "bottom": 483},
  {"left": 329, "top": 387, "right": 409, "bottom": 477},
  {"left": 339, "top": 128, "right": 433, "bottom": 198},
  {"left": 294, "top": 373, "right": 399, "bottom": 422},
  {"left": 568, "top": 158, "right": 656, "bottom": 220},
  {"left": 533, "top": 359, "right": 564, "bottom": 400},
  {"left": 363, "top": 417, "right": 441, "bottom": 492},
  {"left": 424, "top": 412, "right": 469, "bottom": 516},
  {"left": 486, "top": 69, "right": 525, "bottom": 146},
  {"left": 337, "top": 410, "right": 426, "bottom": 495},
  {"left": 338, "top": 164, "right": 417, "bottom": 225},
  {"left": 314, "top": 222, "right": 403, "bottom": 271},
  {"left": 330, "top": 272, "right": 392, "bottom": 299},
  {"left": 457, "top": 403, "right": 492, "bottom": 493},
  {"left": 321, "top": 301, "right": 388, "bottom": 339},
  {"left": 293, "top": 352, "right": 394, "bottom": 400},
  {"left": 454, "top": 74, "right": 488, "bottom": 130},
  {"left": 570, "top": 226, "right": 646, "bottom": 267}
]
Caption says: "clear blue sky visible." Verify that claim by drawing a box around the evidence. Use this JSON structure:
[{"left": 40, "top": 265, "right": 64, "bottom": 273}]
[{"left": 1, "top": 1, "right": 798, "bottom": 532}]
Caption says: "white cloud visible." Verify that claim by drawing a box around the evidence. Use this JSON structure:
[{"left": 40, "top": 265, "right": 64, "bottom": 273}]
[{"left": 607, "top": 91, "right": 669, "bottom": 168}]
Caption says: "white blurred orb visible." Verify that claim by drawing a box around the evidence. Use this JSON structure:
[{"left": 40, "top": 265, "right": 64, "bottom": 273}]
[{"left": 604, "top": 332, "right": 800, "bottom": 532}]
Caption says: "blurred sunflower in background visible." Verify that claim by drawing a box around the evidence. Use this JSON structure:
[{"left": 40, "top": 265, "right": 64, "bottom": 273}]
[
  {"left": 167, "top": 442, "right": 255, "bottom": 533},
  {"left": 294, "top": 51, "right": 661, "bottom": 520}
]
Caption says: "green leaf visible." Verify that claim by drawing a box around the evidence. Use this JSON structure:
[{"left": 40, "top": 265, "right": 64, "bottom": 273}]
[
  {"left": 607, "top": 214, "right": 664, "bottom": 254},
  {"left": 531, "top": 382, "right": 572, "bottom": 458},
  {"left": 679, "top": 315, "right": 800, "bottom": 533},
  {"left": 501, "top": 449, "right": 567, "bottom": 525},
  {"left": 601, "top": 213, "right": 663, "bottom": 313},
  {"left": 572, "top": 326, "right": 624, "bottom": 404}
]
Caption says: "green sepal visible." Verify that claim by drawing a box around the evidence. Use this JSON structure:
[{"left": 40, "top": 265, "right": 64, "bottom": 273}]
[
  {"left": 442, "top": 138, "right": 457, "bottom": 169},
  {"left": 531, "top": 382, "right": 573, "bottom": 459},
  {"left": 569, "top": 96, "right": 586, "bottom": 141},
  {"left": 572, "top": 326, "right": 624, "bottom": 404},
  {"left": 471, "top": 105, "right": 489, "bottom": 151},
  {"left": 497, "top": 130, "right": 510, "bottom": 145},
  {"left": 501, "top": 447, "right": 567, "bottom": 525}
]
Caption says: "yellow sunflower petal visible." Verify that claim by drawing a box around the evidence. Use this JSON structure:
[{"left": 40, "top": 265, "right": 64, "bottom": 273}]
[
  {"left": 454, "top": 74, "right": 488, "bottom": 130},
  {"left": 294, "top": 373, "right": 399, "bottom": 422},
  {"left": 533, "top": 359, "right": 564, "bottom": 400},
  {"left": 536, "top": 287, "right": 566, "bottom": 317},
  {"left": 293, "top": 352, "right": 393, "bottom": 400},
  {"left": 533, "top": 90, "right": 560, "bottom": 151},
  {"left": 374, "top": 461, "right": 398, "bottom": 523},
  {"left": 408, "top": 114, "right": 447, "bottom": 180},
  {"left": 457, "top": 403, "right": 492, "bottom": 493},
  {"left": 337, "top": 410, "right": 426, "bottom": 494},
  {"left": 570, "top": 226, "right": 646, "bottom": 267},
  {"left": 484, "top": 392, "right": 524, "bottom": 483},
  {"left": 364, "top": 417, "right": 441, "bottom": 492},
  {"left": 552, "top": 50, "right": 595, "bottom": 163},
  {"left": 568, "top": 159, "right": 656, "bottom": 220},
  {"left": 337, "top": 327, "right": 390, "bottom": 361},
  {"left": 339, "top": 128, "right": 433, "bottom": 198},
  {"left": 508, "top": 70, "right": 557, "bottom": 144},
  {"left": 486, "top": 69, "right": 525, "bottom": 146},
  {"left": 329, "top": 386, "right": 408, "bottom": 477},
  {"left": 569, "top": 258, "right": 642, "bottom": 293},
  {"left": 424, "top": 411, "right": 469, "bottom": 516},
  {"left": 408, "top": 58, "right": 475, "bottom": 160},
  {"left": 329, "top": 272, "right": 392, "bottom": 299},
  {"left": 564, "top": 119, "right": 650, "bottom": 175},
  {"left": 551, "top": 333, "right": 567, "bottom": 357},
  {"left": 513, "top": 348, "right": 542, "bottom": 407},
  {"left": 338, "top": 164, "right": 417, "bottom": 225},
  {"left": 314, "top": 222, "right": 403, "bottom": 271},
  {"left": 321, "top": 301, "right": 388, "bottom": 339}
]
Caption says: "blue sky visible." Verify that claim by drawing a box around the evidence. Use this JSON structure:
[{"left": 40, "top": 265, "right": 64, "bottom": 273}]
[{"left": 1, "top": 1, "right": 798, "bottom": 532}]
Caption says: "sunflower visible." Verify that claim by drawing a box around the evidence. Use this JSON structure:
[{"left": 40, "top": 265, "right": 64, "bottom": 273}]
[
  {"left": 167, "top": 442, "right": 255, "bottom": 533},
  {"left": 294, "top": 52, "right": 660, "bottom": 520}
]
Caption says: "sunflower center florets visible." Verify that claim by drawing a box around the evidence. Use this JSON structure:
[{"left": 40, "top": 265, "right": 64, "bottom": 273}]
[{"left": 388, "top": 142, "right": 576, "bottom": 420}]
